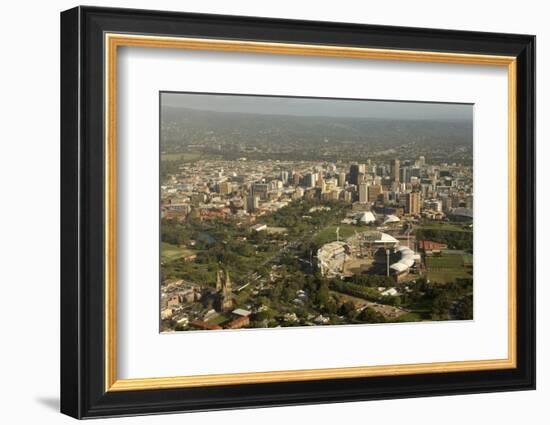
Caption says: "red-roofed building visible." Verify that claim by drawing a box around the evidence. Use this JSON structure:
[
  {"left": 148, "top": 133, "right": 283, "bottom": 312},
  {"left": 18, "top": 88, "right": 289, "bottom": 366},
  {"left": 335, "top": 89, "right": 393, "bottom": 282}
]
[
  {"left": 224, "top": 316, "right": 250, "bottom": 329},
  {"left": 418, "top": 240, "right": 448, "bottom": 251},
  {"left": 189, "top": 320, "right": 222, "bottom": 331}
]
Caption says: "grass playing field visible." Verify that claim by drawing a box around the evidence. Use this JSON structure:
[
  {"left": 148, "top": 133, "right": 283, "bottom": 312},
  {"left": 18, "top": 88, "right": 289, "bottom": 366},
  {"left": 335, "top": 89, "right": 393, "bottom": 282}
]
[
  {"left": 160, "top": 241, "right": 196, "bottom": 262},
  {"left": 425, "top": 253, "right": 472, "bottom": 283},
  {"left": 313, "top": 224, "right": 360, "bottom": 246}
]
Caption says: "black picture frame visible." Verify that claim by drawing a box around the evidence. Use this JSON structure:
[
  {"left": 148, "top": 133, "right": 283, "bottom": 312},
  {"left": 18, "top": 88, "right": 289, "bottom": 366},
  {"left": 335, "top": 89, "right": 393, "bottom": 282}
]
[{"left": 61, "top": 5, "right": 536, "bottom": 419}]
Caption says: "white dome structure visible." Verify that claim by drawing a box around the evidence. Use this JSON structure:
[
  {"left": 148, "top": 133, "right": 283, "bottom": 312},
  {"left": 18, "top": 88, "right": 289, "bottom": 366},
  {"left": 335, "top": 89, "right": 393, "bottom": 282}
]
[{"left": 355, "top": 211, "right": 376, "bottom": 224}]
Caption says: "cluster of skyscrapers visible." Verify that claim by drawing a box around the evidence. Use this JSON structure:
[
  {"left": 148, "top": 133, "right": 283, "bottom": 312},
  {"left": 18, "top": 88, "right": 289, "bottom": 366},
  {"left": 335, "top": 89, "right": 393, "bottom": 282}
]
[{"left": 161, "top": 154, "right": 473, "bottom": 223}]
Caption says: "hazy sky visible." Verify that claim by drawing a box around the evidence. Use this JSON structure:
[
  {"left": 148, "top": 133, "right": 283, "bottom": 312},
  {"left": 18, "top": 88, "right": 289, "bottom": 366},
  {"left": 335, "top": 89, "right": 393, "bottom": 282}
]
[{"left": 161, "top": 92, "right": 472, "bottom": 121}]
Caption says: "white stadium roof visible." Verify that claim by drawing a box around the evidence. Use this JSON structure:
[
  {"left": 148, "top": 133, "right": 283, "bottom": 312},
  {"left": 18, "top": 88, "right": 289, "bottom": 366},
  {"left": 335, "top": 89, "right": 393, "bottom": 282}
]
[
  {"left": 390, "top": 244, "right": 418, "bottom": 274},
  {"left": 375, "top": 233, "right": 399, "bottom": 244},
  {"left": 400, "top": 258, "right": 415, "bottom": 268},
  {"left": 390, "top": 263, "right": 409, "bottom": 273},
  {"left": 383, "top": 214, "right": 400, "bottom": 224}
]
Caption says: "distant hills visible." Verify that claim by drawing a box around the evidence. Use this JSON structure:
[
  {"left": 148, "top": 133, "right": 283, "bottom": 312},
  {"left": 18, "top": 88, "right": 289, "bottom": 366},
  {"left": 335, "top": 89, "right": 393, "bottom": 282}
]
[{"left": 161, "top": 105, "right": 473, "bottom": 155}]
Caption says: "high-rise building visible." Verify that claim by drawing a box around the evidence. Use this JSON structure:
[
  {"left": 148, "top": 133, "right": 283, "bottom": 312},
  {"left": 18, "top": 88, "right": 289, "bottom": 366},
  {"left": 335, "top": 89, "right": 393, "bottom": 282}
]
[
  {"left": 410, "top": 167, "right": 421, "bottom": 178},
  {"left": 316, "top": 174, "right": 326, "bottom": 192},
  {"left": 418, "top": 155, "right": 426, "bottom": 167},
  {"left": 245, "top": 194, "right": 260, "bottom": 213},
  {"left": 390, "top": 159, "right": 400, "bottom": 183},
  {"left": 442, "top": 195, "right": 453, "bottom": 213},
  {"left": 344, "top": 191, "right": 353, "bottom": 202},
  {"left": 406, "top": 192, "right": 421, "bottom": 215},
  {"left": 290, "top": 172, "right": 299, "bottom": 186},
  {"left": 349, "top": 164, "right": 360, "bottom": 186},
  {"left": 269, "top": 180, "right": 282, "bottom": 191},
  {"left": 400, "top": 167, "right": 410, "bottom": 184},
  {"left": 219, "top": 181, "right": 232, "bottom": 195},
  {"left": 368, "top": 185, "right": 382, "bottom": 203},
  {"left": 358, "top": 182, "right": 368, "bottom": 203},
  {"left": 252, "top": 183, "right": 269, "bottom": 199},
  {"left": 303, "top": 172, "right": 316, "bottom": 188},
  {"left": 338, "top": 172, "right": 346, "bottom": 188},
  {"left": 280, "top": 170, "right": 289, "bottom": 184}
]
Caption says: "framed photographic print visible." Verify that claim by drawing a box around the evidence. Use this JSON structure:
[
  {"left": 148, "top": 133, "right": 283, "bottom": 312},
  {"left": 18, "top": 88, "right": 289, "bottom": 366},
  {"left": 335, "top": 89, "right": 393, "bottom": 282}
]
[{"left": 60, "top": 6, "right": 536, "bottom": 419}]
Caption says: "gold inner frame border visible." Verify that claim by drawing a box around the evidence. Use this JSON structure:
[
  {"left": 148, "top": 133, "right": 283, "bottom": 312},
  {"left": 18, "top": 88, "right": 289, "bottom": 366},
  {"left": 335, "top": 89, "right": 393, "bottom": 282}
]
[{"left": 104, "top": 33, "right": 517, "bottom": 392}]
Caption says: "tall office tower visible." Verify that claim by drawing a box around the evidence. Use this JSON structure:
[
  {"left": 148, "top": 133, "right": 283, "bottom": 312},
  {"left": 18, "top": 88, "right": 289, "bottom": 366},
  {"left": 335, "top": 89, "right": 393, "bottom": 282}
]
[
  {"left": 349, "top": 164, "right": 360, "bottom": 186},
  {"left": 390, "top": 159, "right": 401, "bottom": 183},
  {"left": 376, "top": 165, "right": 386, "bottom": 177},
  {"left": 245, "top": 194, "right": 260, "bottom": 213},
  {"left": 442, "top": 195, "right": 453, "bottom": 213},
  {"left": 406, "top": 191, "right": 421, "bottom": 215},
  {"left": 317, "top": 175, "right": 326, "bottom": 192},
  {"left": 280, "top": 170, "right": 289, "bottom": 184},
  {"left": 292, "top": 172, "right": 301, "bottom": 186},
  {"left": 400, "top": 167, "right": 410, "bottom": 184},
  {"left": 368, "top": 185, "right": 382, "bottom": 203},
  {"left": 418, "top": 155, "right": 426, "bottom": 167},
  {"left": 358, "top": 163, "right": 366, "bottom": 174},
  {"left": 219, "top": 181, "right": 233, "bottom": 195},
  {"left": 338, "top": 172, "right": 346, "bottom": 188},
  {"left": 252, "top": 183, "right": 269, "bottom": 199},
  {"left": 344, "top": 191, "right": 353, "bottom": 202},
  {"left": 269, "top": 180, "right": 282, "bottom": 191},
  {"left": 304, "top": 172, "right": 316, "bottom": 188},
  {"left": 358, "top": 182, "right": 369, "bottom": 203}
]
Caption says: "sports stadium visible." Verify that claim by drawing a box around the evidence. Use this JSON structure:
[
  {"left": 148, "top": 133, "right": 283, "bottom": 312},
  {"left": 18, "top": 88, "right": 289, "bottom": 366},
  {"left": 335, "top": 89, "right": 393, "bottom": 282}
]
[{"left": 317, "top": 230, "right": 420, "bottom": 281}]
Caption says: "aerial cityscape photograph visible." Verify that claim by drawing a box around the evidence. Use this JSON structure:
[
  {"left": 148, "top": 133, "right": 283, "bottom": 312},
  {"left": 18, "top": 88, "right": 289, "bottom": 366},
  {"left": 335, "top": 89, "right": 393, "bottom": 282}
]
[{"left": 159, "top": 92, "right": 474, "bottom": 332}]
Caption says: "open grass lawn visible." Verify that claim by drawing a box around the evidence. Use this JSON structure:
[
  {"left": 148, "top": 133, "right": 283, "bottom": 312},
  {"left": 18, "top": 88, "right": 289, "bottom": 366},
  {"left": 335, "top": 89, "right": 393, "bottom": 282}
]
[
  {"left": 161, "top": 241, "right": 196, "bottom": 262},
  {"left": 329, "top": 291, "right": 370, "bottom": 308},
  {"left": 425, "top": 253, "right": 471, "bottom": 283},
  {"left": 161, "top": 152, "right": 202, "bottom": 162},
  {"left": 426, "top": 254, "right": 464, "bottom": 268},
  {"left": 313, "top": 224, "right": 359, "bottom": 246}
]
